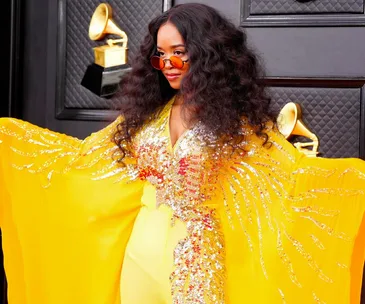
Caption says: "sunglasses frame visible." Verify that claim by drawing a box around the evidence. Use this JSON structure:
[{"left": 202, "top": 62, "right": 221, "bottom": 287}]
[{"left": 150, "top": 55, "right": 189, "bottom": 70}]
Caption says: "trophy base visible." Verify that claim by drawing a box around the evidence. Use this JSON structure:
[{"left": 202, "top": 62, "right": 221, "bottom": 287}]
[{"left": 81, "top": 63, "right": 130, "bottom": 98}]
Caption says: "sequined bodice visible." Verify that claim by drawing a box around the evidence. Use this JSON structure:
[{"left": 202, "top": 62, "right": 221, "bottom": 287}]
[
  {"left": 132, "top": 102, "right": 226, "bottom": 303},
  {"left": 134, "top": 109, "right": 217, "bottom": 210}
]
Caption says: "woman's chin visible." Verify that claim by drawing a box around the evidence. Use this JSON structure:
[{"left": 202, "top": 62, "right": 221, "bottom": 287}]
[{"left": 168, "top": 81, "right": 181, "bottom": 90}]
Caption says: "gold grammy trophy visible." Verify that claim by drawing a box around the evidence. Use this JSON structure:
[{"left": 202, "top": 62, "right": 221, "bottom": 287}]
[
  {"left": 277, "top": 102, "right": 319, "bottom": 157},
  {"left": 81, "top": 3, "right": 130, "bottom": 97}
]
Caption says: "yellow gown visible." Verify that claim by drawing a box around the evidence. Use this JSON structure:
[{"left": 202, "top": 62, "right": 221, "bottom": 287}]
[{"left": 0, "top": 98, "right": 364, "bottom": 304}]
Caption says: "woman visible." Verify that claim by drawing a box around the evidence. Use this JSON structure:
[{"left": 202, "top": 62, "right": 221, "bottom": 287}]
[{"left": 0, "top": 3, "right": 364, "bottom": 304}]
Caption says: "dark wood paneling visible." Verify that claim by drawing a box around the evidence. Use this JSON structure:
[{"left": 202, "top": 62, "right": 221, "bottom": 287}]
[
  {"left": 21, "top": 0, "right": 49, "bottom": 127},
  {"left": 1, "top": 0, "right": 23, "bottom": 302},
  {"left": 0, "top": 0, "right": 23, "bottom": 118},
  {"left": 263, "top": 78, "right": 365, "bottom": 159},
  {"left": 241, "top": 0, "right": 365, "bottom": 27},
  {"left": 0, "top": 2, "right": 11, "bottom": 117},
  {"left": 54, "top": 0, "right": 118, "bottom": 121},
  {"left": 263, "top": 78, "right": 365, "bottom": 160},
  {"left": 55, "top": 0, "right": 165, "bottom": 122}
]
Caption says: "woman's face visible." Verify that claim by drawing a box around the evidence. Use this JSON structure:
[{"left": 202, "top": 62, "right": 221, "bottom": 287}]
[{"left": 156, "top": 22, "right": 189, "bottom": 90}]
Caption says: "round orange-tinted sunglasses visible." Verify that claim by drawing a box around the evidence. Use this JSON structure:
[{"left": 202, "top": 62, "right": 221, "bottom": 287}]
[{"left": 150, "top": 56, "right": 189, "bottom": 70}]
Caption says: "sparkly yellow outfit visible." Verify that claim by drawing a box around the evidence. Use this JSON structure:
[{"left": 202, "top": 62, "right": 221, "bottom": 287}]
[{"left": 0, "top": 98, "right": 364, "bottom": 304}]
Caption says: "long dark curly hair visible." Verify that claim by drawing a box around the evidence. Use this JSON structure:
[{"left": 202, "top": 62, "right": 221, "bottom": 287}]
[{"left": 114, "top": 3, "right": 276, "bottom": 159}]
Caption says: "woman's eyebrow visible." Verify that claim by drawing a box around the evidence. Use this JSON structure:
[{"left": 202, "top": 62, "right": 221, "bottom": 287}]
[{"left": 157, "top": 44, "right": 186, "bottom": 49}]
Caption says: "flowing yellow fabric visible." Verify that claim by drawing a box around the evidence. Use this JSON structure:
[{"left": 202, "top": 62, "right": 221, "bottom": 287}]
[
  {"left": 219, "top": 130, "right": 365, "bottom": 304},
  {"left": 0, "top": 118, "right": 144, "bottom": 304},
  {"left": 0, "top": 99, "right": 364, "bottom": 304}
]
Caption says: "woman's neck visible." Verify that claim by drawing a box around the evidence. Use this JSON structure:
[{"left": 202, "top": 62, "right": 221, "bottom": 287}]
[{"left": 173, "top": 94, "right": 184, "bottom": 106}]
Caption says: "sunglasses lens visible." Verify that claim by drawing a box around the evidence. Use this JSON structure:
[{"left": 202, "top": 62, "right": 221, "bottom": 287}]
[
  {"left": 169, "top": 56, "right": 184, "bottom": 69},
  {"left": 150, "top": 56, "right": 164, "bottom": 70},
  {"left": 150, "top": 56, "right": 185, "bottom": 70}
]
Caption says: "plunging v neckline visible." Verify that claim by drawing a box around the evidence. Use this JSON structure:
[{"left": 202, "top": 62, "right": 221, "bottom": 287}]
[{"left": 166, "top": 98, "right": 190, "bottom": 153}]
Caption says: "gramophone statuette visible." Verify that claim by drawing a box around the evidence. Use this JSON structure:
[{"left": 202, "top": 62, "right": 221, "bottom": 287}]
[
  {"left": 277, "top": 102, "right": 319, "bottom": 157},
  {"left": 81, "top": 3, "right": 130, "bottom": 98}
]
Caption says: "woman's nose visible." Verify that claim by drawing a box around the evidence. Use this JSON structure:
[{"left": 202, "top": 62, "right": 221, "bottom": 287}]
[{"left": 164, "top": 58, "right": 173, "bottom": 69}]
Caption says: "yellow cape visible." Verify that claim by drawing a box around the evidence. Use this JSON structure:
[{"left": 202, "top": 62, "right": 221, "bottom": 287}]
[{"left": 0, "top": 100, "right": 364, "bottom": 303}]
